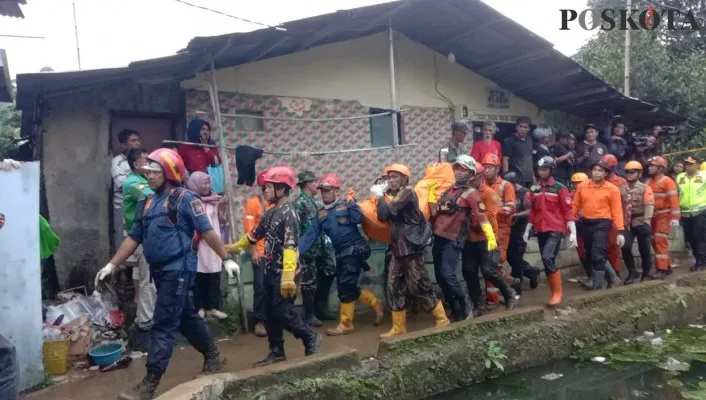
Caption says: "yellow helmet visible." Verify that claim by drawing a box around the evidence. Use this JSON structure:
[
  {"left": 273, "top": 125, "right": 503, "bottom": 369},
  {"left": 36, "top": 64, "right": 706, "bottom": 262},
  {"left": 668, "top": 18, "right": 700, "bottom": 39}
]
[
  {"left": 701, "top": 162, "right": 706, "bottom": 171},
  {"left": 571, "top": 172, "right": 589, "bottom": 184}
]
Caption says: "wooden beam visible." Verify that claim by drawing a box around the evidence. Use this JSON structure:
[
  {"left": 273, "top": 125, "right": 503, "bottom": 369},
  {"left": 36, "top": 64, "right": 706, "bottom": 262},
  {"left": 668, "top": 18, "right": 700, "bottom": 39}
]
[
  {"left": 507, "top": 68, "right": 583, "bottom": 94},
  {"left": 475, "top": 50, "right": 553, "bottom": 75}
]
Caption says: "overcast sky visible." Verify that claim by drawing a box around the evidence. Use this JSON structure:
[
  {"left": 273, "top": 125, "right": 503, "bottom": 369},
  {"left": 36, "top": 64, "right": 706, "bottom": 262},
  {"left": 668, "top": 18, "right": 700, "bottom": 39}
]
[{"left": 0, "top": 0, "right": 595, "bottom": 77}]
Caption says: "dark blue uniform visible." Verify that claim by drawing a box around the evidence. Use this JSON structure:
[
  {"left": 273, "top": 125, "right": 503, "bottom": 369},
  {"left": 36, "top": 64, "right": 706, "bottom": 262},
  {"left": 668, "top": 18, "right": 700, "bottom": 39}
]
[
  {"left": 131, "top": 188, "right": 216, "bottom": 376},
  {"left": 299, "top": 199, "right": 369, "bottom": 303}
]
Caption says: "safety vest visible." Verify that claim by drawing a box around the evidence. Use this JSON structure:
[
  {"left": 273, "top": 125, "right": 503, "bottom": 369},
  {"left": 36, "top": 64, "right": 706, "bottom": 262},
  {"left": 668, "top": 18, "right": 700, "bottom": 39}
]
[
  {"left": 626, "top": 181, "right": 649, "bottom": 217},
  {"left": 676, "top": 171, "right": 706, "bottom": 216}
]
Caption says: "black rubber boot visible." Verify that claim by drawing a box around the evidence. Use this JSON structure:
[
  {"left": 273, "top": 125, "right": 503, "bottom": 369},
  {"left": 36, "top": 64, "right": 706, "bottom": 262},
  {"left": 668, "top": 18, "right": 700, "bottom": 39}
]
[
  {"left": 304, "top": 332, "right": 323, "bottom": 356},
  {"left": 584, "top": 271, "right": 605, "bottom": 290},
  {"left": 504, "top": 288, "right": 518, "bottom": 310},
  {"left": 624, "top": 269, "right": 640, "bottom": 285},
  {"left": 605, "top": 266, "right": 621, "bottom": 288},
  {"left": 303, "top": 292, "right": 322, "bottom": 327},
  {"left": 253, "top": 345, "right": 286, "bottom": 368},
  {"left": 525, "top": 266, "right": 541, "bottom": 290},
  {"left": 457, "top": 296, "right": 473, "bottom": 321},
  {"left": 651, "top": 269, "right": 668, "bottom": 280},
  {"left": 511, "top": 277, "right": 523, "bottom": 296},
  {"left": 118, "top": 373, "right": 161, "bottom": 400},
  {"left": 202, "top": 342, "right": 227, "bottom": 374}
]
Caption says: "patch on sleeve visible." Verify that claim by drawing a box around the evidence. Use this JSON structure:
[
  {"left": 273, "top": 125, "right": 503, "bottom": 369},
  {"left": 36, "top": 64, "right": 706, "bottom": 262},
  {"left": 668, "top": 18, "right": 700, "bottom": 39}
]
[
  {"left": 190, "top": 200, "right": 206, "bottom": 217},
  {"left": 335, "top": 204, "right": 347, "bottom": 211},
  {"left": 318, "top": 209, "right": 328, "bottom": 219}
]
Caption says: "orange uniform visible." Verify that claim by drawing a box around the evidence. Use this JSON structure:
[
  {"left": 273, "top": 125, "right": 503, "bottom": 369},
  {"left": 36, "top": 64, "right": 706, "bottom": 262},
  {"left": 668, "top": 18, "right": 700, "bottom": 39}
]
[
  {"left": 647, "top": 174, "right": 680, "bottom": 271},
  {"left": 468, "top": 181, "right": 500, "bottom": 242},
  {"left": 489, "top": 177, "right": 516, "bottom": 263},
  {"left": 606, "top": 174, "right": 631, "bottom": 272},
  {"left": 572, "top": 180, "right": 625, "bottom": 230},
  {"left": 243, "top": 194, "right": 274, "bottom": 259}
]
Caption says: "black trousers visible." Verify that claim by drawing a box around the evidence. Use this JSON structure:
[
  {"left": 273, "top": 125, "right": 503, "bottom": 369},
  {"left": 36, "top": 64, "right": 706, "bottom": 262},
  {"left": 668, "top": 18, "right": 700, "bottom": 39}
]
[
  {"left": 252, "top": 259, "right": 266, "bottom": 324},
  {"left": 581, "top": 219, "right": 611, "bottom": 273},
  {"left": 432, "top": 235, "right": 465, "bottom": 306},
  {"left": 263, "top": 269, "right": 315, "bottom": 352},
  {"left": 507, "top": 230, "right": 539, "bottom": 281},
  {"left": 314, "top": 269, "right": 335, "bottom": 308},
  {"left": 537, "top": 232, "right": 563, "bottom": 274},
  {"left": 193, "top": 272, "right": 221, "bottom": 311},
  {"left": 621, "top": 223, "right": 653, "bottom": 276},
  {"left": 683, "top": 212, "right": 706, "bottom": 267},
  {"left": 336, "top": 255, "right": 363, "bottom": 303},
  {"left": 461, "top": 240, "right": 512, "bottom": 307}
]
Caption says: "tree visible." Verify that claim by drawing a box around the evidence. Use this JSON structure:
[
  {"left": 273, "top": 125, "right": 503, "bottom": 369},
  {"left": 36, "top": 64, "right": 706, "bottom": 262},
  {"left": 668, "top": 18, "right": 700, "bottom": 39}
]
[{"left": 0, "top": 102, "right": 21, "bottom": 160}]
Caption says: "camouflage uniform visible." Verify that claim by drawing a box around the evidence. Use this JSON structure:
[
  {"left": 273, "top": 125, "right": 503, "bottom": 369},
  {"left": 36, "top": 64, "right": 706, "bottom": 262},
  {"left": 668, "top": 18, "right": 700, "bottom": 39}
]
[{"left": 293, "top": 191, "right": 334, "bottom": 294}]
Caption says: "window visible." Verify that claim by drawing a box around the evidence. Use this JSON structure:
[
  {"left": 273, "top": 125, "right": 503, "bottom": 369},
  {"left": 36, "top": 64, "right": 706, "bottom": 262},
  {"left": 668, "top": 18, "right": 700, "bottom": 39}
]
[
  {"left": 224, "top": 108, "right": 264, "bottom": 132},
  {"left": 369, "top": 108, "right": 403, "bottom": 148}
]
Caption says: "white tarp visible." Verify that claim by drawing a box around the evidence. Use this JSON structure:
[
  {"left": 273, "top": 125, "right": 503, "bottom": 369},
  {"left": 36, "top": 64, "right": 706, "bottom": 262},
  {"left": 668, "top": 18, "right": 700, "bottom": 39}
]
[{"left": 0, "top": 162, "right": 44, "bottom": 390}]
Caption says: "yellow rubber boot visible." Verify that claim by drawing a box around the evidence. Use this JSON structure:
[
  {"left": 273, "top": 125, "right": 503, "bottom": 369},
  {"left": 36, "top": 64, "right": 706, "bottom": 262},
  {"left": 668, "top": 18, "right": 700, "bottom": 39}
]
[
  {"left": 326, "top": 302, "right": 355, "bottom": 336},
  {"left": 379, "top": 310, "right": 407, "bottom": 339},
  {"left": 357, "top": 289, "right": 384, "bottom": 325},
  {"left": 431, "top": 302, "right": 450, "bottom": 328}
]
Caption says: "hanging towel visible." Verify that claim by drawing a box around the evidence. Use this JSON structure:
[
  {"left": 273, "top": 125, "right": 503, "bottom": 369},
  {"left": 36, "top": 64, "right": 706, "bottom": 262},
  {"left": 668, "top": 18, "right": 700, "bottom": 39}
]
[
  {"left": 40, "top": 215, "right": 60, "bottom": 260},
  {"left": 235, "top": 145, "right": 264, "bottom": 186}
]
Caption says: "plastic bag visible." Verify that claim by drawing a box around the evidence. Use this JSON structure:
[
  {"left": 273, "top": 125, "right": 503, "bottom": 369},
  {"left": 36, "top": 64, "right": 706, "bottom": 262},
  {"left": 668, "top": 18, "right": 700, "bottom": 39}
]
[{"left": 359, "top": 197, "right": 392, "bottom": 244}]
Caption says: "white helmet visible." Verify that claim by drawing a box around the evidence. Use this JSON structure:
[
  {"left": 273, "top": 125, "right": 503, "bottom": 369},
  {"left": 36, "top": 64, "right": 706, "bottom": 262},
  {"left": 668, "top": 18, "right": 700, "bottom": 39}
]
[{"left": 453, "top": 154, "right": 478, "bottom": 174}]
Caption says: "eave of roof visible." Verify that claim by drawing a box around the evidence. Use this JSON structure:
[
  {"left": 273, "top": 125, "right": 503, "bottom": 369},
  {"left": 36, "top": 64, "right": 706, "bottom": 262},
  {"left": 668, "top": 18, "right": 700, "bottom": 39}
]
[{"left": 0, "top": 0, "right": 26, "bottom": 18}]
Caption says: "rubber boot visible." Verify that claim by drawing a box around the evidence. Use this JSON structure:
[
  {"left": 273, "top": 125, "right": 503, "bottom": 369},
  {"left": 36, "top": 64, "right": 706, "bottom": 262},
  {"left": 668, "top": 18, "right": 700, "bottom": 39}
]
[
  {"left": 315, "top": 299, "right": 336, "bottom": 321},
  {"left": 546, "top": 271, "right": 563, "bottom": 307},
  {"left": 302, "top": 291, "right": 322, "bottom": 327},
  {"left": 584, "top": 270, "right": 605, "bottom": 290},
  {"left": 357, "top": 288, "right": 383, "bottom": 325},
  {"left": 118, "top": 372, "right": 162, "bottom": 400},
  {"left": 504, "top": 287, "right": 518, "bottom": 310},
  {"left": 605, "top": 265, "right": 622, "bottom": 288},
  {"left": 304, "top": 332, "right": 323, "bottom": 356},
  {"left": 202, "top": 342, "right": 227, "bottom": 374},
  {"left": 253, "top": 344, "right": 286, "bottom": 368},
  {"left": 511, "top": 277, "right": 523, "bottom": 296},
  {"left": 431, "top": 301, "right": 450, "bottom": 328},
  {"left": 651, "top": 269, "right": 668, "bottom": 280},
  {"left": 379, "top": 310, "right": 407, "bottom": 339},
  {"left": 326, "top": 302, "right": 355, "bottom": 336},
  {"left": 526, "top": 266, "right": 541, "bottom": 290},
  {"left": 458, "top": 296, "right": 473, "bottom": 321},
  {"left": 624, "top": 269, "right": 640, "bottom": 285}
]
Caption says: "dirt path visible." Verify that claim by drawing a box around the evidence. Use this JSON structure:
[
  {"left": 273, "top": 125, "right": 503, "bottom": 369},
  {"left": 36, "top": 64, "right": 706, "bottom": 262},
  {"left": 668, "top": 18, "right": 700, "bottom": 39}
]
[{"left": 24, "top": 262, "right": 693, "bottom": 399}]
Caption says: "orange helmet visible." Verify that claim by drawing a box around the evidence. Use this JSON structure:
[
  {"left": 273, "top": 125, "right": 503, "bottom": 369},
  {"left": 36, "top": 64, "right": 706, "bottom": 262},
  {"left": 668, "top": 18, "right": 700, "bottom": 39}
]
[
  {"left": 318, "top": 173, "right": 341, "bottom": 189},
  {"left": 256, "top": 169, "right": 269, "bottom": 188},
  {"left": 481, "top": 153, "right": 502, "bottom": 166},
  {"left": 384, "top": 163, "right": 411, "bottom": 178},
  {"left": 625, "top": 161, "right": 643, "bottom": 171},
  {"left": 264, "top": 165, "right": 296, "bottom": 188},
  {"left": 649, "top": 156, "right": 668, "bottom": 169},
  {"left": 571, "top": 172, "right": 589, "bottom": 184},
  {"left": 601, "top": 154, "right": 618, "bottom": 169},
  {"left": 145, "top": 148, "right": 186, "bottom": 182}
]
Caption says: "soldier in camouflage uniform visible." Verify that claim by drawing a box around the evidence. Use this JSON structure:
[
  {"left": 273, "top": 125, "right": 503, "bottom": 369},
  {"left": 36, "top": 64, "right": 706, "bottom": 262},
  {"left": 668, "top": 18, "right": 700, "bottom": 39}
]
[{"left": 294, "top": 171, "right": 333, "bottom": 327}]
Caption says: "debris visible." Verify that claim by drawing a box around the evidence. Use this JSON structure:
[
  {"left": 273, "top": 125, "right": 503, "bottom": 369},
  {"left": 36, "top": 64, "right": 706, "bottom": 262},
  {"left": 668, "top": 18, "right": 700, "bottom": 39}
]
[
  {"left": 540, "top": 373, "right": 563, "bottom": 381},
  {"left": 89, "top": 365, "right": 100, "bottom": 371},
  {"left": 651, "top": 338, "right": 664, "bottom": 346},
  {"left": 567, "top": 278, "right": 579, "bottom": 283},
  {"left": 100, "top": 356, "right": 132, "bottom": 373},
  {"left": 643, "top": 331, "right": 655, "bottom": 337},
  {"left": 591, "top": 356, "right": 607, "bottom": 363},
  {"left": 658, "top": 357, "right": 690, "bottom": 372},
  {"left": 631, "top": 389, "right": 649, "bottom": 397},
  {"left": 129, "top": 351, "right": 146, "bottom": 358}
]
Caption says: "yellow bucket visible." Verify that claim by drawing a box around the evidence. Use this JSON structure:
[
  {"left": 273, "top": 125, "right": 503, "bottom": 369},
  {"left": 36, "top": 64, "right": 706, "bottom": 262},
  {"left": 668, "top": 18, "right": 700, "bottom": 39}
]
[{"left": 43, "top": 338, "right": 70, "bottom": 375}]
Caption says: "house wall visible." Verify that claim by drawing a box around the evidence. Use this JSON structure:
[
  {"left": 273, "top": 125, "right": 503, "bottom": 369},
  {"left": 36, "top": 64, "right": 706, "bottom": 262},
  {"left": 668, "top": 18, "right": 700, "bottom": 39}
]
[
  {"left": 181, "top": 32, "right": 547, "bottom": 124},
  {"left": 41, "top": 83, "right": 184, "bottom": 288}
]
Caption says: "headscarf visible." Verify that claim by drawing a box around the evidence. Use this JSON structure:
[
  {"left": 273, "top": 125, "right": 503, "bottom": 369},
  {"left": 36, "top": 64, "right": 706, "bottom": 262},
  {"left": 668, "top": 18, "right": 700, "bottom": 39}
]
[
  {"left": 187, "top": 171, "right": 221, "bottom": 204},
  {"left": 187, "top": 119, "right": 214, "bottom": 145}
]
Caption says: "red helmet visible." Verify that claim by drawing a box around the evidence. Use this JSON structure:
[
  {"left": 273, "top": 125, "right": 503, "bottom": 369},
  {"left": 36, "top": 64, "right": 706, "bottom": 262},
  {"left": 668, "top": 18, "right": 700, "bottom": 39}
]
[
  {"left": 649, "top": 156, "right": 668, "bottom": 169},
  {"left": 601, "top": 154, "right": 618, "bottom": 169},
  {"left": 481, "top": 153, "right": 501, "bottom": 166},
  {"left": 256, "top": 169, "right": 269, "bottom": 188},
  {"left": 318, "top": 173, "right": 342, "bottom": 189},
  {"left": 145, "top": 148, "right": 186, "bottom": 182},
  {"left": 264, "top": 166, "right": 296, "bottom": 188}
]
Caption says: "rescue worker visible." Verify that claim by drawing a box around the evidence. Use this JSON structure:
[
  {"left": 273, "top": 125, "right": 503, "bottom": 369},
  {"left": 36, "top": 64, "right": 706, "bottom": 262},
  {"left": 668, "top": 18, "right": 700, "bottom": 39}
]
[
  {"left": 95, "top": 148, "right": 237, "bottom": 400},
  {"left": 601, "top": 154, "right": 632, "bottom": 279},
  {"left": 294, "top": 171, "right": 336, "bottom": 328},
  {"left": 482, "top": 153, "right": 515, "bottom": 304},
  {"left": 504, "top": 171, "right": 540, "bottom": 295},
  {"left": 430, "top": 154, "right": 481, "bottom": 321},
  {"left": 570, "top": 172, "right": 591, "bottom": 280},
  {"left": 523, "top": 156, "right": 576, "bottom": 307},
  {"left": 377, "top": 164, "right": 449, "bottom": 337},
  {"left": 243, "top": 170, "right": 273, "bottom": 337},
  {"left": 572, "top": 158, "right": 625, "bottom": 290},
  {"left": 299, "top": 173, "right": 383, "bottom": 336},
  {"left": 227, "top": 166, "right": 323, "bottom": 367},
  {"left": 464, "top": 162, "right": 518, "bottom": 315},
  {"left": 676, "top": 157, "right": 706, "bottom": 271},
  {"left": 646, "top": 156, "right": 680, "bottom": 279},
  {"left": 621, "top": 161, "right": 655, "bottom": 284}
]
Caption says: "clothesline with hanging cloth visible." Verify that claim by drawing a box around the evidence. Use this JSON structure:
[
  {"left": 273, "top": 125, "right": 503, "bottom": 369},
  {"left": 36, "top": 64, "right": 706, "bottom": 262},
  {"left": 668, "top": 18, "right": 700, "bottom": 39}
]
[
  {"left": 162, "top": 140, "right": 418, "bottom": 156},
  {"left": 194, "top": 109, "right": 410, "bottom": 122}
]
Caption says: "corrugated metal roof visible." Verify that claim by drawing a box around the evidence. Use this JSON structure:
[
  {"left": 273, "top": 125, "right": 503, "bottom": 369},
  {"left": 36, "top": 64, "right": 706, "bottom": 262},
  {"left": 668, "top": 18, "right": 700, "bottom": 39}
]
[
  {"left": 16, "top": 0, "right": 686, "bottom": 126},
  {"left": 0, "top": 0, "right": 27, "bottom": 18}
]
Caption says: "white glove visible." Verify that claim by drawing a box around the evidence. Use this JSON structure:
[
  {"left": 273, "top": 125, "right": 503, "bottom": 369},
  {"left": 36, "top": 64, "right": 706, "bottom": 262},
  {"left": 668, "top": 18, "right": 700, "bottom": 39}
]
[
  {"left": 523, "top": 223, "right": 533, "bottom": 243},
  {"left": 567, "top": 221, "right": 578, "bottom": 248},
  {"left": 0, "top": 159, "right": 21, "bottom": 170},
  {"left": 617, "top": 234, "right": 625, "bottom": 248},
  {"left": 223, "top": 259, "right": 240, "bottom": 279},
  {"left": 94, "top": 263, "right": 117, "bottom": 287},
  {"left": 670, "top": 219, "right": 680, "bottom": 228},
  {"left": 370, "top": 182, "right": 388, "bottom": 198}
]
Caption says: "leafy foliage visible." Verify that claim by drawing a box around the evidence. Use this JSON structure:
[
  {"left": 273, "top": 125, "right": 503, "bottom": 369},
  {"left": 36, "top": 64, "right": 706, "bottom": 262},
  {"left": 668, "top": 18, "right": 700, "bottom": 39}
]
[
  {"left": 484, "top": 341, "right": 508, "bottom": 372},
  {"left": 0, "top": 102, "right": 21, "bottom": 160}
]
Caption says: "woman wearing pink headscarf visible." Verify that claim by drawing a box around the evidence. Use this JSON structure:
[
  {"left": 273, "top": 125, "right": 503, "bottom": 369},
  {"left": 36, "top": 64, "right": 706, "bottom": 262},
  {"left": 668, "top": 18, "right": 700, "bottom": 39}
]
[{"left": 187, "top": 171, "right": 228, "bottom": 319}]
